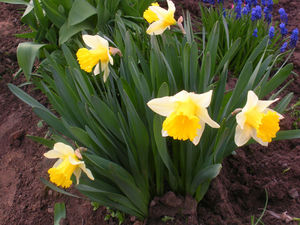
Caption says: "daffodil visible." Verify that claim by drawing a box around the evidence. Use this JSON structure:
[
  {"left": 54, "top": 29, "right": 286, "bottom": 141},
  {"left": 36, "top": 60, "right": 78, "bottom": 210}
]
[
  {"left": 143, "top": 0, "right": 177, "bottom": 35},
  {"left": 44, "top": 142, "right": 94, "bottom": 188},
  {"left": 235, "top": 91, "right": 283, "bottom": 147},
  {"left": 76, "top": 34, "right": 113, "bottom": 82},
  {"left": 147, "top": 90, "right": 220, "bottom": 145}
]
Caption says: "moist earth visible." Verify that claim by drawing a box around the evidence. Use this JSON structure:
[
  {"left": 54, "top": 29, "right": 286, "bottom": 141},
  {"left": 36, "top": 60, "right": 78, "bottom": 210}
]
[{"left": 0, "top": 1, "right": 299, "bottom": 224}]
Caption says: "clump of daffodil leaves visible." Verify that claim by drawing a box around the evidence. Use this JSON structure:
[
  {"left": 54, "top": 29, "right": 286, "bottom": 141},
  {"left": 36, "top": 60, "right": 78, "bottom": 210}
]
[{"left": 8, "top": 0, "right": 300, "bottom": 220}]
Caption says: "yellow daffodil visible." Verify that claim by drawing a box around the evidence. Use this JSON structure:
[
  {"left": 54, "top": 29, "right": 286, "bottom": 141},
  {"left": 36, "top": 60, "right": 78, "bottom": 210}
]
[
  {"left": 147, "top": 90, "right": 220, "bottom": 145},
  {"left": 44, "top": 142, "right": 94, "bottom": 188},
  {"left": 76, "top": 34, "right": 113, "bottom": 82},
  {"left": 143, "top": 0, "right": 177, "bottom": 35},
  {"left": 234, "top": 91, "right": 283, "bottom": 147}
]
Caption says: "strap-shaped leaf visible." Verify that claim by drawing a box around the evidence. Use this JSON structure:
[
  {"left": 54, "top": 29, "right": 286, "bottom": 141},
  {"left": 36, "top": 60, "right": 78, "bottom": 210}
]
[
  {"left": 68, "top": 0, "right": 97, "bottom": 26},
  {"left": 54, "top": 203, "right": 66, "bottom": 225},
  {"left": 275, "top": 130, "right": 300, "bottom": 140},
  {"left": 16, "top": 42, "right": 45, "bottom": 80}
]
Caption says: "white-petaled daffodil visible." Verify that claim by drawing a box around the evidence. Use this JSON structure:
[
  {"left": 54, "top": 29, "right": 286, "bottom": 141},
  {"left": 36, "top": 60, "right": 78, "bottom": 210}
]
[
  {"left": 76, "top": 34, "right": 113, "bottom": 82},
  {"left": 143, "top": 0, "right": 177, "bottom": 35},
  {"left": 147, "top": 90, "right": 220, "bottom": 145},
  {"left": 44, "top": 142, "right": 94, "bottom": 188},
  {"left": 235, "top": 91, "right": 283, "bottom": 147}
]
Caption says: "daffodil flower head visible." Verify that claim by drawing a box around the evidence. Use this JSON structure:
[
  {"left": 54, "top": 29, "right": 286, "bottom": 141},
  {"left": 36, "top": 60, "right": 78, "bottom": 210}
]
[
  {"left": 44, "top": 142, "right": 94, "bottom": 188},
  {"left": 76, "top": 34, "right": 114, "bottom": 82},
  {"left": 147, "top": 90, "right": 220, "bottom": 145},
  {"left": 235, "top": 91, "right": 283, "bottom": 147},
  {"left": 143, "top": 0, "right": 177, "bottom": 35}
]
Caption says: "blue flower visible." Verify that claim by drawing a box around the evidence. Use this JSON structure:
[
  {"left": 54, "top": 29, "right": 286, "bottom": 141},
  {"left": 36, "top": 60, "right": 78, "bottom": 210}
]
[
  {"left": 269, "top": 26, "right": 275, "bottom": 40},
  {"left": 261, "top": 0, "right": 266, "bottom": 6},
  {"left": 278, "top": 8, "right": 288, "bottom": 24},
  {"left": 263, "top": 7, "right": 272, "bottom": 24},
  {"left": 253, "top": 28, "right": 258, "bottom": 37},
  {"left": 235, "top": 0, "right": 242, "bottom": 19},
  {"left": 217, "top": 0, "right": 223, "bottom": 3},
  {"left": 251, "top": 6, "right": 262, "bottom": 21},
  {"left": 267, "top": 0, "right": 273, "bottom": 11},
  {"left": 280, "top": 42, "right": 287, "bottom": 53},
  {"left": 242, "top": 4, "right": 250, "bottom": 15},
  {"left": 279, "top": 23, "right": 288, "bottom": 37},
  {"left": 252, "top": 0, "right": 257, "bottom": 6},
  {"left": 290, "top": 28, "right": 299, "bottom": 48}
]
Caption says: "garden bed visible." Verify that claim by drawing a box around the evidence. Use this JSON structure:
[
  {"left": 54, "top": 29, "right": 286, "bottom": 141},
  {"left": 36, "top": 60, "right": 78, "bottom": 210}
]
[{"left": 0, "top": 1, "right": 299, "bottom": 224}]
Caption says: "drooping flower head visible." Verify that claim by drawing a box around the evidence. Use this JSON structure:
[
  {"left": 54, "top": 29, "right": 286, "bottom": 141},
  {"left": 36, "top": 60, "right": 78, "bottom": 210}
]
[
  {"left": 76, "top": 34, "right": 114, "bottom": 82},
  {"left": 44, "top": 142, "right": 94, "bottom": 188},
  {"left": 279, "top": 23, "right": 288, "bottom": 37},
  {"left": 147, "top": 90, "right": 220, "bottom": 145},
  {"left": 290, "top": 28, "right": 299, "bottom": 48},
  {"left": 143, "top": 0, "right": 177, "bottom": 35},
  {"left": 234, "top": 91, "right": 283, "bottom": 147}
]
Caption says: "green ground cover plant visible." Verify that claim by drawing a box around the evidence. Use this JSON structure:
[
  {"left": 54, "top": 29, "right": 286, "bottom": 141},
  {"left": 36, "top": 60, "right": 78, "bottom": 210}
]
[{"left": 5, "top": 0, "right": 300, "bottom": 221}]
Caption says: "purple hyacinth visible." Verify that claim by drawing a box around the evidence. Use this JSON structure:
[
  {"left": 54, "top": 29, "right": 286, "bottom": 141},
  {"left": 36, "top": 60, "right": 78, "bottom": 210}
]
[
  {"left": 280, "top": 42, "right": 287, "bottom": 53},
  {"left": 267, "top": 0, "right": 273, "bottom": 11},
  {"left": 235, "top": 0, "right": 242, "bottom": 19},
  {"left": 263, "top": 7, "right": 272, "bottom": 24},
  {"left": 278, "top": 8, "right": 288, "bottom": 24},
  {"left": 290, "top": 28, "right": 299, "bottom": 48},
  {"left": 279, "top": 23, "right": 288, "bottom": 37},
  {"left": 242, "top": 4, "right": 250, "bottom": 15},
  {"left": 261, "top": 0, "right": 266, "bottom": 6},
  {"left": 253, "top": 28, "right": 258, "bottom": 37},
  {"left": 251, "top": 6, "right": 262, "bottom": 21},
  {"left": 269, "top": 26, "right": 275, "bottom": 40},
  {"left": 252, "top": 0, "right": 257, "bottom": 6}
]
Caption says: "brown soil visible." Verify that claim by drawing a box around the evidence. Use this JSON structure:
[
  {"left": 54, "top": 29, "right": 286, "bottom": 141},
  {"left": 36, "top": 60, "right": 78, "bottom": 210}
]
[{"left": 0, "top": 1, "right": 299, "bottom": 225}]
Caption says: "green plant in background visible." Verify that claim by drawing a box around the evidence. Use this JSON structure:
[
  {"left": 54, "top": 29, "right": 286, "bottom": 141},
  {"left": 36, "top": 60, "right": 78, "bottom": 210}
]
[
  {"left": 104, "top": 207, "right": 125, "bottom": 225},
  {"left": 198, "top": 0, "right": 297, "bottom": 75},
  {"left": 6, "top": 0, "right": 300, "bottom": 221},
  {"left": 54, "top": 202, "right": 66, "bottom": 225},
  {"left": 0, "top": 0, "right": 155, "bottom": 80}
]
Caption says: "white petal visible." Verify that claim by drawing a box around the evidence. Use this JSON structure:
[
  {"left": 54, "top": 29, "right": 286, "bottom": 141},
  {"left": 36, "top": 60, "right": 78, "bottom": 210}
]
[
  {"left": 199, "top": 108, "right": 220, "bottom": 128},
  {"left": 256, "top": 98, "right": 279, "bottom": 112},
  {"left": 146, "top": 20, "right": 168, "bottom": 35},
  {"left": 236, "top": 112, "right": 246, "bottom": 129},
  {"left": 190, "top": 90, "right": 213, "bottom": 108},
  {"left": 79, "top": 164, "right": 94, "bottom": 180},
  {"left": 82, "top": 34, "right": 108, "bottom": 49},
  {"left": 243, "top": 91, "right": 258, "bottom": 111},
  {"left": 149, "top": 5, "right": 168, "bottom": 19},
  {"left": 162, "top": 129, "right": 168, "bottom": 137},
  {"left": 173, "top": 90, "right": 189, "bottom": 101},
  {"left": 251, "top": 129, "right": 268, "bottom": 146},
  {"left": 101, "top": 61, "right": 110, "bottom": 82},
  {"left": 53, "top": 142, "right": 74, "bottom": 156},
  {"left": 69, "top": 156, "right": 84, "bottom": 165},
  {"left": 167, "top": 0, "right": 176, "bottom": 13},
  {"left": 234, "top": 124, "right": 251, "bottom": 147},
  {"left": 93, "top": 63, "right": 100, "bottom": 75},
  {"left": 53, "top": 158, "right": 63, "bottom": 168},
  {"left": 147, "top": 96, "right": 175, "bottom": 117},
  {"left": 192, "top": 122, "right": 205, "bottom": 145},
  {"left": 44, "top": 149, "right": 64, "bottom": 159},
  {"left": 73, "top": 167, "right": 82, "bottom": 184},
  {"left": 109, "top": 54, "right": 113, "bottom": 65}
]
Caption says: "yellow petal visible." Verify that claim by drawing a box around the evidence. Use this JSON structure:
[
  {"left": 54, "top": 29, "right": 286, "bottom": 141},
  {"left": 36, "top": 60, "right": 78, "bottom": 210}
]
[{"left": 257, "top": 111, "right": 280, "bottom": 142}]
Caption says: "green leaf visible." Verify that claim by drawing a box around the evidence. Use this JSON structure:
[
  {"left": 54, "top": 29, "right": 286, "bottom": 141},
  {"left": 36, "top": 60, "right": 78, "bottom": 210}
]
[
  {"left": 42, "top": 0, "right": 66, "bottom": 27},
  {"left": 68, "top": 0, "right": 97, "bottom": 26},
  {"left": 54, "top": 203, "right": 66, "bottom": 225},
  {"left": 59, "top": 19, "right": 93, "bottom": 45},
  {"left": 16, "top": 42, "right": 45, "bottom": 80},
  {"left": 0, "top": 0, "right": 29, "bottom": 4},
  {"left": 8, "top": 83, "right": 48, "bottom": 111},
  {"left": 190, "top": 164, "right": 222, "bottom": 193},
  {"left": 274, "top": 93, "right": 293, "bottom": 113},
  {"left": 40, "top": 177, "right": 80, "bottom": 198},
  {"left": 26, "top": 135, "right": 55, "bottom": 148},
  {"left": 275, "top": 130, "right": 300, "bottom": 140}
]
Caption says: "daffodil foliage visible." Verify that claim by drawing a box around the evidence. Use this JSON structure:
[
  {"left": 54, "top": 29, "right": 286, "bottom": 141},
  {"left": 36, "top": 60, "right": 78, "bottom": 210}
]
[{"left": 9, "top": 6, "right": 300, "bottom": 220}]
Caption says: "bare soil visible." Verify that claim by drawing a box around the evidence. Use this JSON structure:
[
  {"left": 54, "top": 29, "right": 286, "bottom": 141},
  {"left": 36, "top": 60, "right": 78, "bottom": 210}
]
[{"left": 0, "top": 1, "right": 299, "bottom": 224}]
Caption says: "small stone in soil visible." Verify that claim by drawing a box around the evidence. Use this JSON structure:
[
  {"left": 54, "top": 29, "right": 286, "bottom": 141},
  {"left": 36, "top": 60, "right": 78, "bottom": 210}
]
[{"left": 288, "top": 188, "right": 299, "bottom": 199}]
